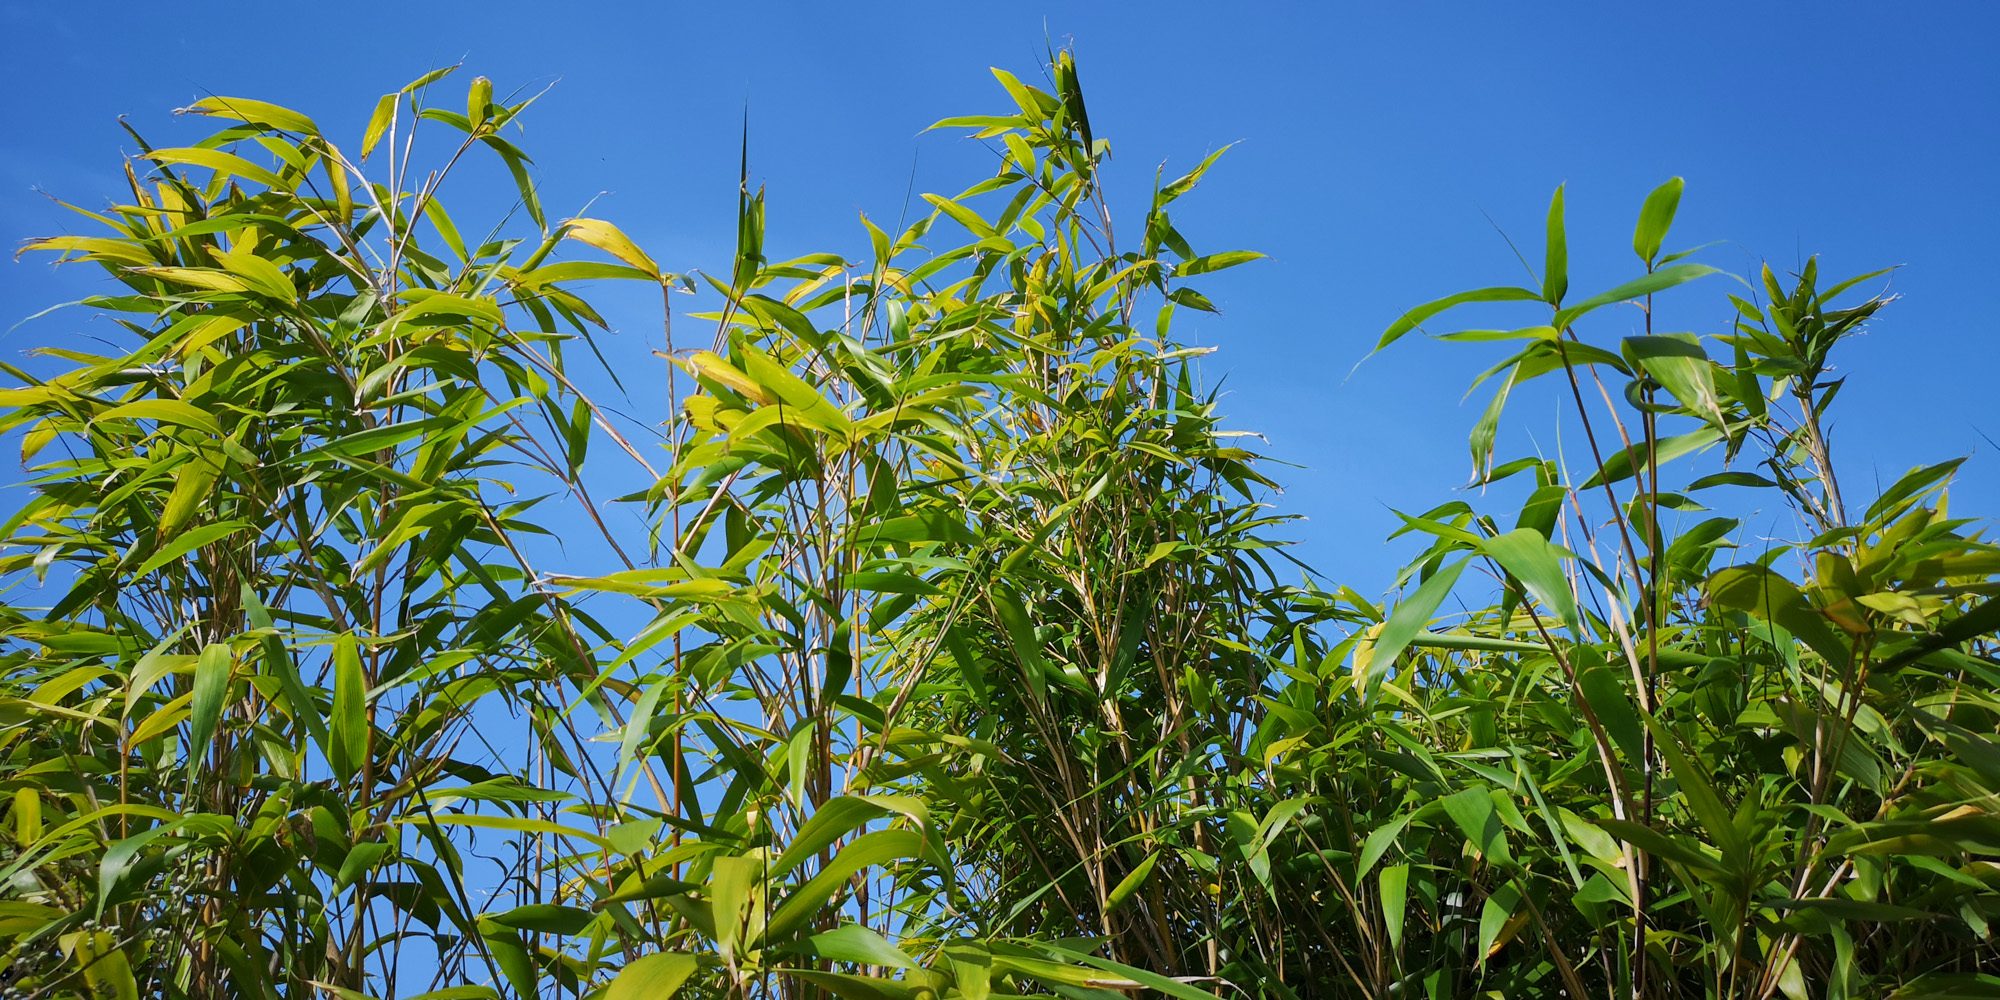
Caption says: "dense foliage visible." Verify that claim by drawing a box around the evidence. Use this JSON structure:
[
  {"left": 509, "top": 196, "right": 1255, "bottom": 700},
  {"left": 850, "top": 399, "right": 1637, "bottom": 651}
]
[{"left": 1, "top": 54, "right": 1996, "bottom": 999}]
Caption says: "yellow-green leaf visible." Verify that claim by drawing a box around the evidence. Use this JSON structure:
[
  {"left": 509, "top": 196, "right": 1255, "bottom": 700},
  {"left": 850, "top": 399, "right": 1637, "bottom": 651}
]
[
  {"left": 145, "top": 147, "right": 286, "bottom": 191},
  {"left": 362, "top": 93, "right": 398, "bottom": 159},
  {"left": 183, "top": 96, "right": 318, "bottom": 135},
  {"left": 607, "top": 953, "right": 697, "bottom": 1000},
  {"left": 329, "top": 633, "right": 366, "bottom": 784},
  {"left": 1105, "top": 851, "right": 1159, "bottom": 913},
  {"left": 562, "top": 218, "right": 661, "bottom": 280}
]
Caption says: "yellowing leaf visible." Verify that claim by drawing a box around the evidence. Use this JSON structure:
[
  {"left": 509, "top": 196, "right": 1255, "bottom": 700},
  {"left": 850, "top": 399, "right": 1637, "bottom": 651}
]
[
  {"left": 362, "top": 93, "right": 398, "bottom": 159},
  {"left": 399, "top": 291, "right": 505, "bottom": 326},
  {"left": 183, "top": 96, "right": 318, "bottom": 134},
  {"left": 20, "top": 236, "right": 154, "bottom": 267},
  {"left": 562, "top": 218, "right": 661, "bottom": 280},
  {"left": 97, "top": 399, "right": 219, "bottom": 436},
  {"left": 922, "top": 193, "right": 997, "bottom": 239},
  {"left": 685, "top": 352, "right": 771, "bottom": 405},
  {"left": 208, "top": 247, "right": 296, "bottom": 301},
  {"left": 145, "top": 147, "right": 286, "bottom": 191},
  {"left": 132, "top": 267, "right": 254, "bottom": 295}
]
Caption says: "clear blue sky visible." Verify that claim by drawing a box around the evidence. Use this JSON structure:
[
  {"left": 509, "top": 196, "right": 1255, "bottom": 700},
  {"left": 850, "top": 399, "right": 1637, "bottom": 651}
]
[{"left": 4, "top": 1, "right": 1996, "bottom": 592}]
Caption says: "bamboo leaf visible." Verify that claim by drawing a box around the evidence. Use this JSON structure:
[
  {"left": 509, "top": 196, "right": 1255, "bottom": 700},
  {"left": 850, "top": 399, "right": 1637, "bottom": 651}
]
[
  {"left": 183, "top": 96, "right": 318, "bottom": 134},
  {"left": 185, "top": 643, "right": 231, "bottom": 771},
  {"left": 1377, "top": 286, "right": 1543, "bottom": 352},
  {"left": 1381, "top": 864, "right": 1410, "bottom": 952},
  {"left": 329, "top": 634, "right": 366, "bottom": 785},
  {"left": 1554, "top": 263, "right": 1720, "bottom": 328},
  {"left": 1634, "top": 176, "right": 1685, "bottom": 264},
  {"left": 1177, "top": 250, "right": 1265, "bottom": 276},
  {"left": 1478, "top": 529, "right": 1579, "bottom": 635},
  {"left": 786, "top": 924, "right": 915, "bottom": 969},
  {"left": 145, "top": 147, "right": 286, "bottom": 190},
  {"left": 97, "top": 400, "right": 220, "bottom": 436},
  {"left": 362, "top": 93, "right": 398, "bottom": 158},
  {"left": 1366, "top": 558, "right": 1470, "bottom": 675},
  {"left": 131, "top": 521, "right": 250, "bottom": 581},
  {"left": 562, "top": 217, "right": 662, "bottom": 281},
  {"left": 1105, "top": 851, "right": 1159, "bottom": 914},
  {"left": 1544, "top": 184, "right": 1567, "bottom": 305}
]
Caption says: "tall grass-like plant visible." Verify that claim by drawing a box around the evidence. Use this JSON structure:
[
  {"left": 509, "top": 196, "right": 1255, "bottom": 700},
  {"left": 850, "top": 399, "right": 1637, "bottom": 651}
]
[
  {"left": 0, "top": 67, "right": 723, "bottom": 997},
  {"left": 1322, "top": 187, "right": 2000, "bottom": 999},
  {"left": 0, "top": 50, "right": 1996, "bottom": 1000}
]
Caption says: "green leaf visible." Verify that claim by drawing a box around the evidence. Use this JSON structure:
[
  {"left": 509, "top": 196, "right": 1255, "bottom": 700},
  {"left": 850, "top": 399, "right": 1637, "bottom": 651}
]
[
  {"left": 1479, "top": 528, "right": 1579, "bottom": 635},
  {"left": 992, "top": 588, "right": 1054, "bottom": 702},
  {"left": 1178, "top": 250, "right": 1265, "bottom": 276},
  {"left": 710, "top": 854, "right": 758, "bottom": 956},
  {"left": 774, "top": 796, "right": 894, "bottom": 878},
  {"left": 467, "top": 76, "right": 492, "bottom": 128},
  {"left": 488, "top": 903, "right": 594, "bottom": 935},
  {"left": 1582, "top": 427, "right": 1721, "bottom": 489},
  {"left": 1866, "top": 458, "right": 1965, "bottom": 524},
  {"left": 779, "top": 970, "right": 924, "bottom": 1000},
  {"left": 1105, "top": 851, "right": 1159, "bottom": 914},
  {"left": 1577, "top": 665, "right": 1645, "bottom": 765},
  {"left": 1356, "top": 811, "right": 1418, "bottom": 879},
  {"left": 737, "top": 345, "right": 852, "bottom": 435},
  {"left": 1544, "top": 184, "right": 1567, "bottom": 305},
  {"left": 487, "top": 135, "right": 545, "bottom": 230},
  {"left": 1643, "top": 713, "right": 1748, "bottom": 866},
  {"left": 1162, "top": 143, "right": 1232, "bottom": 201},
  {"left": 1478, "top": 882, "right": 1522, "bottom": 963},
  {"left": 1376, "top": 286, "right": 1542, "bottom": 351},
  {"left": 478, "top": 924, "right": 535, "bottom": 1000},
  {"left": 765, "top": 830, "right": 924, "bottom": 942},
  {"left": 1634, "top": 177, "right": 1685, "bottom": 264},
  {"left": 132, "top": 521, "right": 251, "bottom": 581},
  {"left": 1442, "top": 787, "right": 1510, "bottom": 864},
  {"left": 1708, "top": 565, "right": 1850, "bottom": 667},
  {"left": 1626, "top": 334, "right": 1724, "bottom": 425},
  {"left": 329, "top": 633, "right": 366, "bottom": 785},
  {"left": 1405, "top": 632, "right": 1549, "bottom": 654},
  {"left": 788, "top": 924, "right": 915, "bottom": 969},
  {"left": 1022, "top": 942, "right": 1221, "bottom": 999},
  {"left": 98, "top": 399, "right": 221, "bottom": 436},
  {"left": 1554, "top": 263, "right": 1720, "bottom": 329},
  {"left": 1688, "top": 471, "right": 1777, "bottom": 490},
  {"left": 1879, "top": 593, "right": 2000, "bottom": 671},
  {"left": 97, "top": 823, "right": 182, "bottom": 915},
  {"left": 185, "top": 643, "right": 231, "bottom": 772},
  {"left": 921, "top": 193, "right": 996, "bottom": 239},
  {"left": 12, "top": 789, "right": 39, "bottom": 844},
  {"left": 243, "top": 586, "right": 328, "bottom": 760},
  {"left": 1381, "top": 864, "right": 1410, "bottom": 952},
  {"left": 1597, "top": 818, "right": 1727, "bottom": 875},
  {"left": 158, "top": 457, "right": 218, "bottom": 536},
  {"left": 402, "top": 813, "right": 611, "bottom": 849},
  {"left": 1468, "top": 361, "right": 1519, "bottom": 482},
  {"left": 1366, "top": 558, "right": 1470, "bottom": 674}
]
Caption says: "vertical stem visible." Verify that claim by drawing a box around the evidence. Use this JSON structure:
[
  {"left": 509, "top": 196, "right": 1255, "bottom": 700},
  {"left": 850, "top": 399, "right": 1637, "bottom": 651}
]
[{"left": 1634, "top": 285, "right": 1661, "bottom": 1000}]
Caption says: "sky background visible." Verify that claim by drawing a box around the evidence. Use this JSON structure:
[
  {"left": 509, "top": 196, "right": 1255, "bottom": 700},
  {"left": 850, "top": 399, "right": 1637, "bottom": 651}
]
[{"left": 2, "top": 1, "right": 1996, "bottom": 594}]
